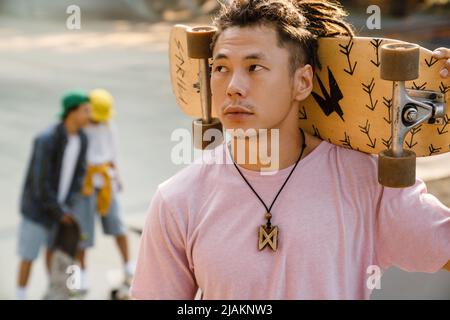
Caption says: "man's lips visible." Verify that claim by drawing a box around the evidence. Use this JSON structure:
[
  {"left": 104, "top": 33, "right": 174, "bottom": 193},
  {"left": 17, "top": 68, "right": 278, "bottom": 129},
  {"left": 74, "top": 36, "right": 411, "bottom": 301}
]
[{"left": 223, "top": 105, "right": 254, "bottom": 115}]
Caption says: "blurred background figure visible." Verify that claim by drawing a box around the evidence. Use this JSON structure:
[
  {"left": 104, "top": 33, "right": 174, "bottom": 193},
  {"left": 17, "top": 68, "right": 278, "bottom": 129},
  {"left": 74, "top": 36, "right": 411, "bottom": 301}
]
[
  {"left": 71, "top": 89, "right": 133, "bottom": 296},
  {"left": 16, "top": 91, "right": 90, "bottom": 299}
]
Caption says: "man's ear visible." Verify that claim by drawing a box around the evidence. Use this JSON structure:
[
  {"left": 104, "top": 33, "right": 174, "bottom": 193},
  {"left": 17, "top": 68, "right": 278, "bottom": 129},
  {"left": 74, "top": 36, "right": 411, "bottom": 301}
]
[{"left": 292, "top": 64, "right": 313, "bottom": 102}]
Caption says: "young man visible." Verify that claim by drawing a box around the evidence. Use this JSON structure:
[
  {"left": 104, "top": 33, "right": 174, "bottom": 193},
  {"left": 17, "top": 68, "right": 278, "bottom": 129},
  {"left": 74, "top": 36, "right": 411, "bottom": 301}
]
[
  {"left": 72, "top": 89, "right": 133, "bottom": 294},
  {"left": 16, "top": 91, "right": 90, "bottom": 300},
  {"left": 131, "top": 0, "right": 450, "bottom": 299}
]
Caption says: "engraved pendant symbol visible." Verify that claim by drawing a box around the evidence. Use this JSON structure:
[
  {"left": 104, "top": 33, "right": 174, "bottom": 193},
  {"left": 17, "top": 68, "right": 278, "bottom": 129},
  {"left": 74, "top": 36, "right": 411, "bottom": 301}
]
[{"left": 258, "top": 225, "right": 278, "bottom": 251}]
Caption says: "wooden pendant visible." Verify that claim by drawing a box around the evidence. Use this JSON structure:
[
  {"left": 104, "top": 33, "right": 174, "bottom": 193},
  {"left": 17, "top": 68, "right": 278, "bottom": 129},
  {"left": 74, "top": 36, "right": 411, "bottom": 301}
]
[{"left": 258, "top": 225, "right": 278, "bottom": 251}]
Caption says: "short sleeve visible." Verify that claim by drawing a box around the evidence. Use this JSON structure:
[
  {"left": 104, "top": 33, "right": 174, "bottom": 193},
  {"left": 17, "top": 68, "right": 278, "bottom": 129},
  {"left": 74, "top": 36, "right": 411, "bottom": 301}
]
[
  {"left": 130, "top": 188, "right": 198, "bottom": 299},
  {"left": 376, "top": 178, "right": 450, "bottom": 273}
]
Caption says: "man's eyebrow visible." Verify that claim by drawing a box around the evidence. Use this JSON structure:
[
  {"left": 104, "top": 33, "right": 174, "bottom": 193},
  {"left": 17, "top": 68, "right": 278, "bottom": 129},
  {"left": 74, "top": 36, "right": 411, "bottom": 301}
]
[
  {"left": 244, "top": 53, "right": 267, "bottom": 60},
  {"left": 213, "top": 53, "right": 228, "bottom": 60},
  {"left": 213, "top": 52, "right": 267, "bottom": 60}
]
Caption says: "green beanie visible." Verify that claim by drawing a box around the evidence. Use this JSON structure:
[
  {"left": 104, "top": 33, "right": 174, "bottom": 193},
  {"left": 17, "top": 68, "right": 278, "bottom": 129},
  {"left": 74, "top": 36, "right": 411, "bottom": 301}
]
[{"left": 59, "top": 90, "right": 89, "bottom": 119}]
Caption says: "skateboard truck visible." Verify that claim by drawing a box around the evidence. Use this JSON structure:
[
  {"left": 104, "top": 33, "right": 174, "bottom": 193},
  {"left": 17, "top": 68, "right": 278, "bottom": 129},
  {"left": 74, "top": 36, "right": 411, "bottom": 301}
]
[
  {"left": 378, "top": 43, "right": 446, "bottom": 188},
  {"left": 186, "top": 26, "right": 223, "bottom": 150}
]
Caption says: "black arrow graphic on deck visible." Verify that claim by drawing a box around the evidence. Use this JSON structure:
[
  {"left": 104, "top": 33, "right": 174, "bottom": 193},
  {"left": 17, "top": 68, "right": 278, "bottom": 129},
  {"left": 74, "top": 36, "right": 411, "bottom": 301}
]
[
  {"left": 383, "top": 97, "right": 392, "bottom": 124},
  {"left": 359, "top": 120, "right": 377, "bottom": 149},
  {"left": 174, "top": 40, "right": 185, "bottom": 77},
  {"left": 311, "top": 67, "right": 345, "bottom": 121},
  {"left": 428, "top": 144, "right": 441, "bottom": 156},
  {"left": 312, "top": 125, "right": 322, "bottom": 140},
  {"left": 175, "top": 39, "right": 184, "bottom": 52},
  {"left": 176, "top": 80, "right": 188, "bottom": 105},
  {"left": 176, "top": 67, "right": 185, "bottom": 78},
  {"left": 425, "top": 56, "right": 438, "bottom": 67},
  {"left": 440, "top": 82, "right": 450, "bottom": 95},
  {"left": 339, "top": 132, "right": 353, "bottom": 150},
  {"left": 370, "top": 39, "right": 383, "bottom": 67},
  {"left": 437, "top": 115, "right": 449, "bottom": 135},
  {"left": 382, "top": 136, "right": 392, "bottom": 149},
  {"left": 362, "top": 78, "right": 378, "bottom": 111},
  {"left": 176, "top": 78, "right": 187, "bottom": 91},
  {"left": 298, "top": 106, "right": 307, "bottom": 120},
  {"left": 174, "top": 39, "right": 188, "bottom": 105},
  {"left": 412, "top": 82, "right": 427, "bottom": 90},
  {"left": 339, "top": 38, "right": 357, "bottom": 75},
  {"left": 405, "top": 125, "right": 421, "bottom": 149}
]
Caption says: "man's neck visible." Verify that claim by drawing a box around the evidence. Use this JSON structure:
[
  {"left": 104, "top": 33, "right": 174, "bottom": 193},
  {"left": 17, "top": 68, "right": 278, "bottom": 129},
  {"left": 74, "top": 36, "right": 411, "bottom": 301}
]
[
  {"left": 63, "top": 119, "right": 79, "bottom": 136},
  {"left": 230, "top": 125, "right": 302, "bottom": 172}
]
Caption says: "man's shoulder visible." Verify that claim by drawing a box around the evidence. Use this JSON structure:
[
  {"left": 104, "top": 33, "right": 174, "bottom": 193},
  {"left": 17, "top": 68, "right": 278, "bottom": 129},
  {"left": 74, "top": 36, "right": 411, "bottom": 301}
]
[
  {"left": 304, "top": 132, "right": 376, "bottom": 166},
  {"left": 34, "top": 123, "right": 60, "bottom": 145},
  {"left": 319, "top": 140, "right": 379, "bottom": 184},
  {"left": 333, "top": 142, "right": 377, "bottom": 164},
  {"left": 311, "top": 137, "right": 376, "bottom": 164}
]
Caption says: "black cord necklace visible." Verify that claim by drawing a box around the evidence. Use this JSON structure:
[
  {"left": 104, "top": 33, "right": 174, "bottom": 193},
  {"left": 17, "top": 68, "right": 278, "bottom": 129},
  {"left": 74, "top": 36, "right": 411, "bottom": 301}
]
[{"left": 231, "top": 129, "right": 307, "bottom": 251}]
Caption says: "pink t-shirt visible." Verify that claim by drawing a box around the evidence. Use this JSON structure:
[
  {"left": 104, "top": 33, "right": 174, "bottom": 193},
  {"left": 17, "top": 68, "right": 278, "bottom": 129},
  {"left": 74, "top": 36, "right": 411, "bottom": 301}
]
[{"left": 130, "top": 141, "right": 450, "bottom": 299}]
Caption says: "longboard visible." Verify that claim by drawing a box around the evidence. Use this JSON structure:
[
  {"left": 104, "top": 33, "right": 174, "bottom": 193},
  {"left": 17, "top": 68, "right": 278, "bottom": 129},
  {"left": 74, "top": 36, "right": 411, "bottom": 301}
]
[{"left": 169, "top": 24, "right": 450, "bottom": 157}]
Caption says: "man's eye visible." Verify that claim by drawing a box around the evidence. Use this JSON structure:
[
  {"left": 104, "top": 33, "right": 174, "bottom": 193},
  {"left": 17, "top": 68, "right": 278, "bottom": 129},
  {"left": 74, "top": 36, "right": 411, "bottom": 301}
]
[
  {"left": 249, "top": 65, "right": 264, "bottom": 72},
  {"left": 214, "top": 66, "right": 228, "bottom": 73}
]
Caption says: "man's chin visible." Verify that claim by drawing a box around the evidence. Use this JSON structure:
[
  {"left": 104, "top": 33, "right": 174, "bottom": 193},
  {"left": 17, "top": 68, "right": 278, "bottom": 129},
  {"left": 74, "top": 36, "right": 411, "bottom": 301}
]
[{"left": 222, "top": 125, "right": 262, "bottom": 139}]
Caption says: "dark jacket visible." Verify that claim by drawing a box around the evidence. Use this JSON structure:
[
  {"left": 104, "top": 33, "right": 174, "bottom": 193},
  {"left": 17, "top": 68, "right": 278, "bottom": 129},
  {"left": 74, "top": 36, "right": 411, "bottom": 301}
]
[{"left": 20, "top": 123, "right": 88, "bottom": 228}]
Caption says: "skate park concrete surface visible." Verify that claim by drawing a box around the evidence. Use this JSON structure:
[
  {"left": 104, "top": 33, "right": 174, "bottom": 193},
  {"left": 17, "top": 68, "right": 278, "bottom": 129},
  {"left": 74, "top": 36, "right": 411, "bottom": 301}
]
[{"left": 0, "top": 1, "right": 449, "bottom": 299}]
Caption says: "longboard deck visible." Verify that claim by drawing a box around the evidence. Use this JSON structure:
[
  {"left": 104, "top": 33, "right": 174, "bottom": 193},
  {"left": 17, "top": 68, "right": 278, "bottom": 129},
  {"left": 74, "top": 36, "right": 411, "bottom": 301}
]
[{"left": 169, "top": 24, "right": 450, "bottom": 157}]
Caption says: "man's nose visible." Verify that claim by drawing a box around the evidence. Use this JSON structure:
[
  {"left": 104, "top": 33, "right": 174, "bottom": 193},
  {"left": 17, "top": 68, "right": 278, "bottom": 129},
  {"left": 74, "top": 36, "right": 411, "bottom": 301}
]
[{"left": 226, "top": 70, "right": 248, "bottom": 98}]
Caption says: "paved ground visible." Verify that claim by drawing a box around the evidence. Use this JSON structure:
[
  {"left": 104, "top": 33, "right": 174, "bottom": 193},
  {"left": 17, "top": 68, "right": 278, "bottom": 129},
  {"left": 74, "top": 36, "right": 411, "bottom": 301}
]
[{"left": 0, "top": 7, "right": 449, "bottom": 300}]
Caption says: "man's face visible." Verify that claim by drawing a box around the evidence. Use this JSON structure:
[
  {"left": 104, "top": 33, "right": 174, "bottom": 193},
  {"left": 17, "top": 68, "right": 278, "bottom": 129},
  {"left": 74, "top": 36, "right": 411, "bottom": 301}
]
[
  {"left": 211, "top": 25, "right": 311, "bottom": 132},
  {"left": 73, "top": 103, "right": 91, "bottom": 128}
]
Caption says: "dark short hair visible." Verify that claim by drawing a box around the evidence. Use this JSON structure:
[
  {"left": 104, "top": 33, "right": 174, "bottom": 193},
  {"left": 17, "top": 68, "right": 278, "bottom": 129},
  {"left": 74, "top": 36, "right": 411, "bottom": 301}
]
[
  {"left": 61, "top": 90, "right": 89, "bottom": 121},
  {"left": 212, "top": 0, "right": 354, "bottom": 74}
]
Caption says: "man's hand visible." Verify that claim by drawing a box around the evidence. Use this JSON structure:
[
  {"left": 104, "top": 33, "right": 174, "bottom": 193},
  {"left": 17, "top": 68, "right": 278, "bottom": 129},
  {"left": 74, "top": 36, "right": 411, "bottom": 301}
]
[
  {"left": 60, "top": 213, "right": 75, "bottom": 225},
  {"left": 432, "top": 48, "right": 450, "bottom": 79}
]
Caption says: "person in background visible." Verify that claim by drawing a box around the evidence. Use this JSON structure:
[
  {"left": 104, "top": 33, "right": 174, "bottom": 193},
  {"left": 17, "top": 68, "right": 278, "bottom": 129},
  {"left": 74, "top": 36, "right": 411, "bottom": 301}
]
[
  {"left": 72, "top": 89, "right": 134, "bottom": 295},
  {"left": 16, "top": 91, "right": 90, "bottom": 300}
]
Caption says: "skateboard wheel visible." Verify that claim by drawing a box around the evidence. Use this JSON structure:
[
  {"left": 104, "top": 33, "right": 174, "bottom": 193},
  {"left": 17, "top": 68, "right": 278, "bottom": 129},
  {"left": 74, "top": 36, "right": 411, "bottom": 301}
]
[
  {"left": 380, "top": 43, "right": 420, "bottom": 81},
  {"left": 378, "top": 149, "right": 416, "bottom": 188},
  {"left": 186, "top": 26, "right": 217, "bottom": 59},
  {"left": 192, "top": 118, "right": 223, "bottom": 150}
]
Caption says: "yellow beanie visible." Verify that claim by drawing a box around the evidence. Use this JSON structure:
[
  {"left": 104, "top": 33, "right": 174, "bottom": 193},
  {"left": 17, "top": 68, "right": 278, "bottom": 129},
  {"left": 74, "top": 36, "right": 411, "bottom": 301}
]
[{"left": 89, "top": 89, "right": 115, "bottom": 122}]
